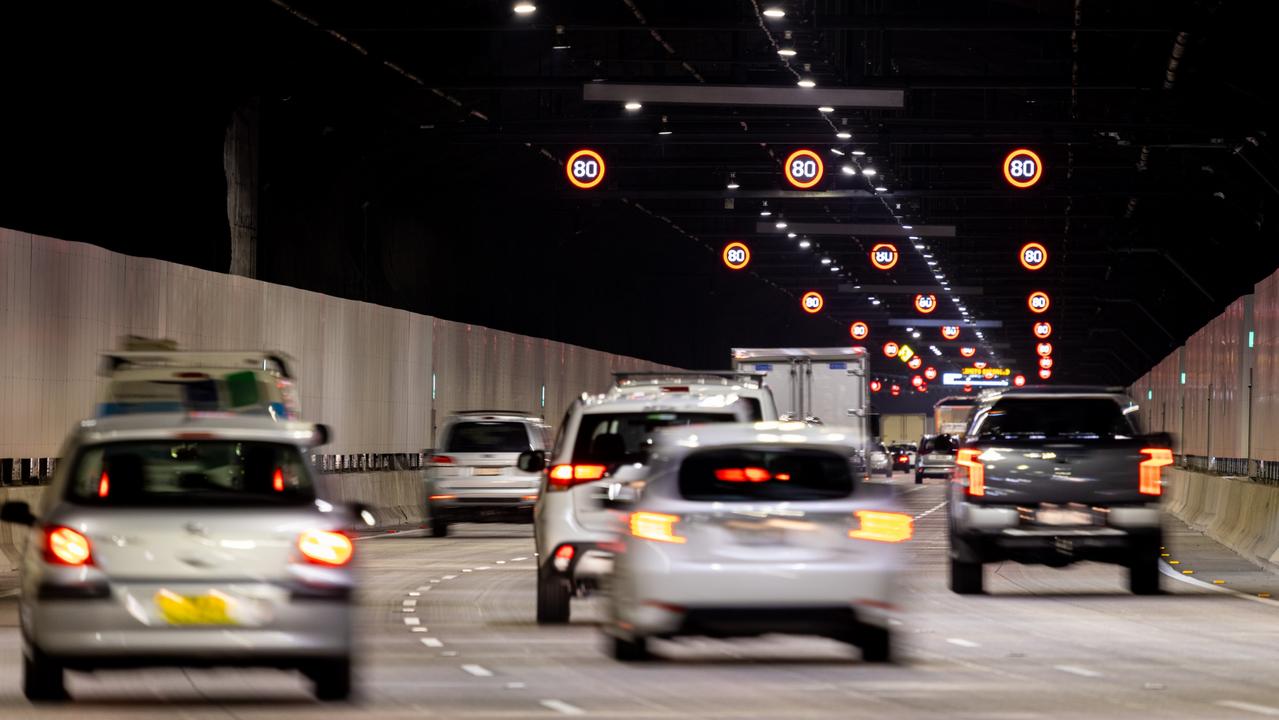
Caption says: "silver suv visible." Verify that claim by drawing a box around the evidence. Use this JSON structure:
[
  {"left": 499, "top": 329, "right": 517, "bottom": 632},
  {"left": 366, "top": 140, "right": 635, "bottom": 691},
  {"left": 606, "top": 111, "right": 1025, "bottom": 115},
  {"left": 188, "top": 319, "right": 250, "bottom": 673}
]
[
  {"left": 426, "top": 411, "right": 551, "bottom": 537},
  {"left": 0, "top": 413, "right": 356, "bottom": 702},
  {"left": 522, "top": 389, "right": 752, "bottom": 623}
]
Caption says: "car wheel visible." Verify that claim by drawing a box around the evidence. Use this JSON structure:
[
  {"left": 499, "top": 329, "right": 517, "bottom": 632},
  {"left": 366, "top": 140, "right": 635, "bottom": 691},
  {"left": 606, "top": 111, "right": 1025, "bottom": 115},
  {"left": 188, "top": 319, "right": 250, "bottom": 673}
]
[
  {"left": 882, "top": 468, "right": 892, "bottom": 478},
  {"left": 22, "top": 649, "right": 68, "bottom": 702},
  {"left": 536, "top": 566, "right": 571, "bottom": 624},
  {"left": 430, "top": 515, "right": 449, "bottom": 538},
  {"left": 949, "top": 556, "right": 984, "bottom": 594},
  {"left": 307, "top": 656, "right": 353, "bottom": 701},
  {"left": 1128, "top": 536, "right": 1162, "bottom": 595},
  {"left": 914, "top": 471, "right": 923, "bottom": 484},
  {"left": 611, "top": 634, "right": 652, "bottom": 662},
  {"left": 854, "top": 626, "right": 893, "bottom": 663}
]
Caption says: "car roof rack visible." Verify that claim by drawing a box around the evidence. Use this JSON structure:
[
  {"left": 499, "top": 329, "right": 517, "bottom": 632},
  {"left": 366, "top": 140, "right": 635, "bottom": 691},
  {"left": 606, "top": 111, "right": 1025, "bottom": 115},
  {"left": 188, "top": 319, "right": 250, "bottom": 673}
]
[
  {"left": 612, "top": 371, "right": 767, "bottom": 387},
  {"left": 99, "top": 351, "right": 294, "bottom": 379}
]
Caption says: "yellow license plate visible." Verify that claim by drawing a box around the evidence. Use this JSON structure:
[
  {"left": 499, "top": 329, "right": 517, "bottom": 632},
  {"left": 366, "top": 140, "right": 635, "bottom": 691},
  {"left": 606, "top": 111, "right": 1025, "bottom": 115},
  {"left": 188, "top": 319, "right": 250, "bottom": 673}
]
[
  {"left": 474, "top": 467, "right": 504, "bottom": 476},
  {"left": 155, "top": 590, "right": 237, "bottom": 626}
]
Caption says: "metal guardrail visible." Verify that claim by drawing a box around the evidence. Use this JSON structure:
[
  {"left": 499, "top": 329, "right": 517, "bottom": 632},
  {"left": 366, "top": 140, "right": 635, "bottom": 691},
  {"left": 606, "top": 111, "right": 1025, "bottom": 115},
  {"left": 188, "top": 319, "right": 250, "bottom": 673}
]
[
  {"left": 1, "top": 452, "right": 427, "bottom": 486},
  {"left": 1177, "top": 454, "right": 1279, "bottom": 485}
]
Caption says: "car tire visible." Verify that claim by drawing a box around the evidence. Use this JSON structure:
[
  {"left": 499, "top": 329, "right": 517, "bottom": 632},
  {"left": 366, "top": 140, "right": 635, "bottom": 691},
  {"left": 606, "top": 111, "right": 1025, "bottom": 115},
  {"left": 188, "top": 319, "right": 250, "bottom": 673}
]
[
  {"left": 882, "top": 468, "right": 892, "bottom": 478},
  {"left": 914, "top": 471, "right": 924, "bottom": 484},
  {"left": 855, "top": 626, "right": 893, "bottom": 663},
  {"left": 307, "top": 656, "right": 353, "bottom": 701},
  {"left": 22, "top": 649, "right": 68, "bottom": 702},
  {"left": 610, "top": 634, "right": 652, "bottom": 662},
  {"left": 1128, "top": 536, "right": 1162, "bottom": 595},
  {"left": 536, "top": 566, "right": 571, "bottom": 624},
  {"left": 949, "top": 556, "right": 984, "bottom": 594},
  {"left": 430, "top": 515, "right": 449, "bottom": 538}
]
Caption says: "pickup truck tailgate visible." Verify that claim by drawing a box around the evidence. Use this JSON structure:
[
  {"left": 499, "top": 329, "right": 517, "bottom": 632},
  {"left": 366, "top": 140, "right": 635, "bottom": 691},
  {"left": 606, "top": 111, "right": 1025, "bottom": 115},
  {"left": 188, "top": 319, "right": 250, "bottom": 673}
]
[{"left": 970, "top": 440, "right": 1151, "bottom": 505}]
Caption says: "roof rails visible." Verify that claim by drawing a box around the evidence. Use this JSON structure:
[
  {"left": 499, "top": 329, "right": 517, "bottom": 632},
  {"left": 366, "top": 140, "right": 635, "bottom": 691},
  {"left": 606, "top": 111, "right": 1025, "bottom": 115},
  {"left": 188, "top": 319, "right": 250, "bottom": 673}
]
[
  {"left": 453, "top": 410, "right": 538, "bottom": 417},
  {"left": 99, "top": 351, "right": 295, "bottom": 379},
  {"left": 612, "top": 371, "right": 767, "bottom": 387}
]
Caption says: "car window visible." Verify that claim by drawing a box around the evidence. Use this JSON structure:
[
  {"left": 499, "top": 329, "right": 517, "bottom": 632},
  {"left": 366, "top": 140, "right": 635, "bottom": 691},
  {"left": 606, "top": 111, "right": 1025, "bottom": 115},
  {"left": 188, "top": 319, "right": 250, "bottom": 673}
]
[
  {"left": 738, "top": 397, "right": 763, "bottom": 421},
  {"left": 446, "top": 421, "right": 532, "bottom": 452},
  {"left": 67, "top": 441, "right": 314, "bottom": 506},
  {"left": 972, "top": 398, "right": 1134, "bottom": 440},
  {"left": 572, "top": 412, "right": 736, "bottom": 467},
  {"left": 679, "top": 449, "right": 854, "bottom": 502}
]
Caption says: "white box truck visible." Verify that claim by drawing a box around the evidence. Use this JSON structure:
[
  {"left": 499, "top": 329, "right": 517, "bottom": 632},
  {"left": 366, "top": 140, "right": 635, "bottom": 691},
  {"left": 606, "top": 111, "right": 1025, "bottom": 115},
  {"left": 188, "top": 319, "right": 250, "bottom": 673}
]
[{"left": 731, "top": 347, "right": 871, "bottom": 445}]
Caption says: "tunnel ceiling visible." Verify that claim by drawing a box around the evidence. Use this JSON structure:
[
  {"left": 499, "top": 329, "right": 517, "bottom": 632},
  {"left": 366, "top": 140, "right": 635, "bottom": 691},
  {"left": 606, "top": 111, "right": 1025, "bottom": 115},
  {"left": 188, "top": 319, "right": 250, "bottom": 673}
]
[{"left": 2, "top": 0, "right": 1276, "bottom": 390}]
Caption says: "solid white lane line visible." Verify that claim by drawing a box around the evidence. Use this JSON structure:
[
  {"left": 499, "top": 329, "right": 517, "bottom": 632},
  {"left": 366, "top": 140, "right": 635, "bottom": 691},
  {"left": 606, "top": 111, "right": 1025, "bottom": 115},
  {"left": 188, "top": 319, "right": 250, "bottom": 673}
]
[
  {"left": 1053, "top": 665, "right": 1103, "bottom": 678},
  {"left": 403, "top": 617, "right": 420, "bottom": 626},
  {"left": 1216, "top": 701, "right": 1279, "bottom": 716},
  {"left": 946, "top": 638, "right": 980, "bottom": 648},
  {"left": 513, "top": 556, "right": 528, "bottom": 561},
  {"left": 353, "top": 528, "right": 431, "bottom": 541},
  {"left": 421, "top": 637, "right": 444, "bottom": 647},
  {"left": 540, "top": 699, "right": 586, "bottom": 716},
  {"left": 914, "top": 501, "right": 948, "bottom": 520},
  {"left": 1160, "top": 561, "right": 1279, "bottom": 608},
  {"left": 461, "top": 664, "right": 494, "bottom": 677}
]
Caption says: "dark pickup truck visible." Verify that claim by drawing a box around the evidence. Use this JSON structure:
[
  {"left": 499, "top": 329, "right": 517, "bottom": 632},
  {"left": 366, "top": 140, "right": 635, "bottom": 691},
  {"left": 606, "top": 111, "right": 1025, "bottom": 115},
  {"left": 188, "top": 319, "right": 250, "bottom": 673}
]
[{"left": 947, "top": 387, "right": 1173, "bottom": 595}]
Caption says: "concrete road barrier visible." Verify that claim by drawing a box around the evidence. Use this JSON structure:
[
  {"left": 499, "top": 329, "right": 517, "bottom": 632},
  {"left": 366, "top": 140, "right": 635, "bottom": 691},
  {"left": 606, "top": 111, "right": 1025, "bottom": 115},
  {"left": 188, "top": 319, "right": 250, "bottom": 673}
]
[
  {"left": 0, "top": 486, "right": 45, "bottom": 572},
  {"left": 314, "top": 470, "right": 427, "bottom": 531},
  {"left": 1165, "top": 468, "right": 1279, "bottom": 571}
]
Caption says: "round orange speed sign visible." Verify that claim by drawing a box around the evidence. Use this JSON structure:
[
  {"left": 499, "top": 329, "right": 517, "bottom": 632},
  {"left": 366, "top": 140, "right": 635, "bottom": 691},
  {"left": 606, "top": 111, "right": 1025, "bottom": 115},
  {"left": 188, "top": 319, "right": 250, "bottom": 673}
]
[
  {"left": 914, "top": 294, "right": 938, "bottom": 314},
  {"left": 1033, "top": 321, "right": 1053, "bottom": 339},
  {"left": 1003, "top": 148, "right": 1043, "bottom": 189},
  {"left": 566, "top": 148, "right": 606, "bottom": 189},
  {"left": 850, "top": 321, "right": 869, "bottom": 340},
  {"left": 801, "top": 291, "right": 824, "bottom": 314},
  {"left": 941, "top": 325, "right": 960, "bottom": 340},
  {"left": 1028, "top": 290, "right": 1051, "bottom": 314},
  {"left": 1019, "top": 242, "right": 1048, "bottom": 270},
  {"left": 869, "top": 243, "right": 899, "bottom": 271},
  {"left": 722, "top": 242, "right": 750, "bottom": 270},
  {"left": 783, "top": 149, "right": 825, "bottom": 189}
]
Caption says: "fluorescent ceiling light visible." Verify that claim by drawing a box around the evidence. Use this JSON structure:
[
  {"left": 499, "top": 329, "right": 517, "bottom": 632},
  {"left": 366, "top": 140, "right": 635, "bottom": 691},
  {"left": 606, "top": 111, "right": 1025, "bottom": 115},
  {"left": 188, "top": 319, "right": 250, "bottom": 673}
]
[
  {"left": 763, "top": 7, "right": 786, "bottom": 18},
  {"left": 513, "top": 2, "right": 536, "bottom": 14},
  {"left": 798, "top": 240, "right": 811, "bottom": 248},
  {"left": 818, "top": 106, "right": 834, "bottom": 113},
  {"left": 624, "top": 101, "right": 642, "bottom": 111},
  {"left": 797, "top": 79, "right": 816, "bottom": 88},
  {"left": 841, "top": 165, "right": 856, "bottom": 175},
  {"left": 851, "top": 150, "right": 866, "bottom": 156},
  {"left": 777, "top": 48, "right": 797, "bottom": 57},
  {"left": 830, "top": 148, "right": 845, "bottom": 156},
  {"left": 862, "top": 168, "right": 877, "bottom": 176},
  {"left": 874, "top": 186, "right": 888, "bottom": 192},
  {"left": 835, "top": 131, "right": 852, "bottom": 139}
]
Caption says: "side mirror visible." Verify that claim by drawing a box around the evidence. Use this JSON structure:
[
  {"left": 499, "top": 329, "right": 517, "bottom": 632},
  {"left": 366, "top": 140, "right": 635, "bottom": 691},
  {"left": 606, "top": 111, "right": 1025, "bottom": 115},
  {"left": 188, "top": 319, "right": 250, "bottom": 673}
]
[
  {"left": 517, "top": 450, "right": 547, "bottom": 473},
  {"left": 349, "top": 501, "right": 376, "bottom": 528},
  {"left": 1141, "top": 431, "right": 1173, "bottom": 449},
  {"left": 312, "top": 424, "right": 332, "bottom": 447},
  {"left": 0, "top": 501, "right": 36, "bottom": 526}
]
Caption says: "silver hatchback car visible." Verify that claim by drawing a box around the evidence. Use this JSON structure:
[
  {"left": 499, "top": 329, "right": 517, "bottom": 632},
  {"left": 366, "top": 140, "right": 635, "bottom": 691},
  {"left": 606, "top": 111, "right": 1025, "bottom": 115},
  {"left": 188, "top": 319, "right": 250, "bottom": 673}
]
[{"left": 0, "top": 413, "right": 356, "bottom": 702}]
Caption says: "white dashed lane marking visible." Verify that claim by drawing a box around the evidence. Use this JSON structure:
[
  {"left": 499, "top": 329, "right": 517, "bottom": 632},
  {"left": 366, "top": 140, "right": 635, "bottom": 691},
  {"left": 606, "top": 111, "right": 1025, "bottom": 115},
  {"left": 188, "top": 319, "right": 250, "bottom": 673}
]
[
  {"left": 421, "top": 638, "right": 444, "bottom": 648},
  {"left": 914, "top": 501, "right": 948, "bottom": 520},
  {"left": 1053, "top": 665, "right": 1103, "bottom": 678},
  {"left": 1216, "top": 701, "right": 1279, "bottom": 716},
  {"left": 403, "top": 617, "right": 420, "bottom": 626},
  {"left": 462, "top": 664, "right": 494, "bottom": 677},
  {"left": 946, "top": 638, "right": 979, "bottom": 648},
  {"left": 540, "top": 699, "right": 586, "bottom": 716}
]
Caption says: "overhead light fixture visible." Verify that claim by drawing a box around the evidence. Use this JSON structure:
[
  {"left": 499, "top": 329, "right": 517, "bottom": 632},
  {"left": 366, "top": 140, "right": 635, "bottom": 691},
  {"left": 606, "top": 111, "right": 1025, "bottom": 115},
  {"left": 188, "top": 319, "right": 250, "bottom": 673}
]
[
  {"left": 923, "top": 253, "right": 933, "bottom": 258},
  {"left": 821, "top": 258, "right": 832, "bottom": 265},
  {"left": 872, "top": 299, "right": 882, "bottom": 306},
  {"left": 552, "top": 25, "right": 571, "bottom": 49},
  {"left": 818, "top": 106, "right": 835, "bottom": 113},
  {"left": 726, "top": 172, "right": 740, "bottom": 190},
  {"left": 835, "top": 131, "right": 852, "bottom": 140},
  {"left": 874, "top": 186, "right": 888, "bottom": 192},
  {"left": 913, "top": 244, "right": 925, "bottom": 250},
  {"left": 797, "top": 78, "right": 816, "bottom": 88},
  {"left": 798, "top": 240, "right": 811, "bottom": 248},
  {"left": 927, "top": 260, "right": 938, "bottom": 266},
  {"left": 513, "top": 2, "right": 537, "bottom": 14},
  {"left": 775, "top": 221, "right": 788, "bottom": 229},
  {"left": 902, "top": 224, "right": 914, "bottom": 229},
  {"left": 861, "top": 167, "right": 877, "bottom": 176},
  {"left": 787, "top": 232, "right": 797, "bottom": 238},
  {"left": 763, "top": 7, "right": 786, "bottom": 19},
  {"left": 657, "top": 114, "right": 672, "bottom": 135},
  {"left": 841, "top": 165, "right": 856, "bottom": 175},
  {"left": 778, "top": 47, "right": 797, "bottom": 57},
  {"left": 851, "top": 150, "right": 866, "bottom": 156},
  {"left": 657, "top": 129, "right": 673, "bottom": 135},
  {"left": 912, "top": 331, "right": 921, "bottom": 339},
  {"left": 624, "top": 101, "right": 642, "bottom": 111},
  {"left": 829, "top": 148, "right": 845, "bottom": 156},
  {"left": 908, "top": 235, "right": 921, "bottom": 240},
  {"left": 760, "top": 210, "right": 772, "bottom": 217},
  {"left": 831, "top": 267, "right": 841, "bottom": 272}
]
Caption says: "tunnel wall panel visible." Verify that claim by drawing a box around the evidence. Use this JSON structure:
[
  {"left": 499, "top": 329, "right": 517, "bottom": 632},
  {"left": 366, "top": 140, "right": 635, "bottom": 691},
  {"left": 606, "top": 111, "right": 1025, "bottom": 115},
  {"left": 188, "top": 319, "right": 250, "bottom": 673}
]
[
  {"left": 1253, "top": 270, "right": 1279, "bottom": 461},
  {"left": 0, "top": 228, "right": 675, "bottom": 458}
]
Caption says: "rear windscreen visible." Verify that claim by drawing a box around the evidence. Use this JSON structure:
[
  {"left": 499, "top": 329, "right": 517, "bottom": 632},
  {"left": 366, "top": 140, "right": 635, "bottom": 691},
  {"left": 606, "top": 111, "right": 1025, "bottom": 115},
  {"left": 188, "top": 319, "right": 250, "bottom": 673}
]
[
  {"left": 446, "top": 422, "right": 531, "bottom": 453},
  {"left": 679, "top": 449, "right": 855, "bottom": 502},
  {"left": 67, "top": 441, "right": 314, "bottom": 506},
  {"left": 572, "top": 412, "right": 736, "bottom": 467},
  {"left": 973, "top": 398, "right": 1134, "bottom": 439}
]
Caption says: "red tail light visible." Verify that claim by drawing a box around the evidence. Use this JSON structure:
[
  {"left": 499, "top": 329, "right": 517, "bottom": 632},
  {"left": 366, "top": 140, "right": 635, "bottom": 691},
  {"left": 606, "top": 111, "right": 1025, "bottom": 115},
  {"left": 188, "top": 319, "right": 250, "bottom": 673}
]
[
  {"left": 714, "top": 467, "right": 771, "bottom": 482},
  {"left": 428, "top": 455, "right": 454, "bottom": 465},
  {"left": 898, "top": 455, "right": 909, "bottom": 463},
  {"left": 272, "top": 468, "right": 285, "bottom": 492},
  {"left": 45, "top": 526, "right": 93, "bottom": 566},
  {"left": 1139, "top": 448, "right": 1173, "bottom": 496},
  {"left": 97, "top": 471, "right": 110, "bottom": 498},
  {"left": 957, "top": 448, "right": 985, "bottom": 496},
  {"left": 629, "top": 512, "right": 686, "bottom": 544},
  {"left": 849, "top": 510, "right": 914, "bottom": 543},
  {"left": 298, "top": 530, "right": 354, "bottom": 566},
  {"left": 547, "top": 464, "right": 607, "bottom": 490}
]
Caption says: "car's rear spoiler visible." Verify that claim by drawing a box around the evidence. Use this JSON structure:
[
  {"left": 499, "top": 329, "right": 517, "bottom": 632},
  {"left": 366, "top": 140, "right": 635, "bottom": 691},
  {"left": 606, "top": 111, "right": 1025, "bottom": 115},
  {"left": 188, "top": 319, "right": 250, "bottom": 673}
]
[{"left": 98, "top": 351, "right": 295, "bottom": 379}]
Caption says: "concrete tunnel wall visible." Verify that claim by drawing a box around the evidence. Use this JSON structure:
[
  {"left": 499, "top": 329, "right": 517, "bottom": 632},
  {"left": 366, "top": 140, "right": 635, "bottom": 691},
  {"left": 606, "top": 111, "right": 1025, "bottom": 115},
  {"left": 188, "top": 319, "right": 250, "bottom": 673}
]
[{"left": 0, "top": 227, "right": 679, "bottom": 539}]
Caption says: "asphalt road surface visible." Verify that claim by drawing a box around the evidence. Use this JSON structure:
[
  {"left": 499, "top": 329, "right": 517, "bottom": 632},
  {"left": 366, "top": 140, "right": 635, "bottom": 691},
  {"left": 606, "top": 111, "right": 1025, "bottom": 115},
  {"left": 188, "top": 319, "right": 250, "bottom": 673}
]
[{"left": 3, "top": 474, "right": 1279, "bottom": 719}]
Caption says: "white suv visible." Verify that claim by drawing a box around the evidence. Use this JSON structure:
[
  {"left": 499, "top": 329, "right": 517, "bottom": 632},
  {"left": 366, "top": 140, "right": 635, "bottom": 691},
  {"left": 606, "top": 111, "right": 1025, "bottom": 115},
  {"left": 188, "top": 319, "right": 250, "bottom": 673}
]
[{"left": 523, "top": 386, "right": 753, "bottom": 623}]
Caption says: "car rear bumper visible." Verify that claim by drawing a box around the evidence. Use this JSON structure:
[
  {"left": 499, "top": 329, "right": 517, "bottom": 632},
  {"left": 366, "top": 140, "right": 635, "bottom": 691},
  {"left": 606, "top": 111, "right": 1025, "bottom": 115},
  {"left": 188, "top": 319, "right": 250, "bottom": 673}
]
[
  {"left": 916, "top": 465, "right": 953, "bottom": 477},
  {"left": 431, "top": 494, "right": 537, "bottom": 522},
  {"left": 610, "top": 605, "right": 886, "bottom": 641},
  {"left": 952, "top": 501, "right": 1161, "bottom": 564}
]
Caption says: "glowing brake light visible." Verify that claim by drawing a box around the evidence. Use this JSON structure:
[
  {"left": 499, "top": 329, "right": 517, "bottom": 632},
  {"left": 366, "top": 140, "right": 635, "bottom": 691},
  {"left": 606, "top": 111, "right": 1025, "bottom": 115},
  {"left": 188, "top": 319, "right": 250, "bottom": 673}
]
[
  {"left": 1139, "top": 448, "right": 1173, "bottom": 496},
  {"left": 428, "top": 455, "right": 454, "bottom": 464},
  {"left": 714, "top": 467, "right": 771, "bottom": 482},
  {"left": 97, "top": 471, "right": 110, "bottom": 498},
  {"left": 273, "top": 468, "right": 285, "bottom": 492},
  {"left": 898, "top": 455, "right": 910, "bottom": 463},
  {"left": 298, "top": 530, "right": 354, "bottom": 566},
  {"left": 548, "top": 464, "right": 608, "bottom": 489},
  {"left": 45, "top": 527, "right": 92, "bottom": 566},
  {"left": 629, "top": 511, "right": 686, "bottom": 544},
  {"left": 956, "top": 448, "right": 985, "bottom": 496},
  {"left": 849, "top": 510, "right": 913, "bottom": 543}
]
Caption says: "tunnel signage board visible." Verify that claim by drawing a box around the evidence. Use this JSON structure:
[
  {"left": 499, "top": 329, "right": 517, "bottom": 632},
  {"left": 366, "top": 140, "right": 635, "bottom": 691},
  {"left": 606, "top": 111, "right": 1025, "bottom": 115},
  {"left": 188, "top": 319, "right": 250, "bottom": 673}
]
[
  {"left": 897, "top": 344, "right": 915, "bottom": 362},
  {"left": 1027, "top": 291, "right": 1050, "bottom": 314},
  {"left": 943, "top": 373, "right": 1009, "bottom": 387},
  {"left": 1033, "top": 321, "right": 1053, "bottom": 339},
  {"left": 850, "top": 321, "right": 869, "bottom": 340},
  {"left": 801, "top": 291, "right": 824, "bottom": 314},
  {"left": 914, "top": 294, "right": 938, "bottom": 314},
  {"left": 783, "top": 148, "right": 825, "bottom": 189},
  {"left": 566, "top": 148, "right": 606, "bottom": 189},
  {"left": 869, "top": 243, "right": 899, "bottom": 270},
  {"left": 1019, "top": 242, "right": 1048, "bottom": 271},
  {"left": 962, "top": 367, "right": 1010, "bottom": 376},
  {"left": 721, "top": 242, "right": 751, "bottom": 270},
  {"left": 1002, "top": 148, "right": 1043, "bottom": 189}
]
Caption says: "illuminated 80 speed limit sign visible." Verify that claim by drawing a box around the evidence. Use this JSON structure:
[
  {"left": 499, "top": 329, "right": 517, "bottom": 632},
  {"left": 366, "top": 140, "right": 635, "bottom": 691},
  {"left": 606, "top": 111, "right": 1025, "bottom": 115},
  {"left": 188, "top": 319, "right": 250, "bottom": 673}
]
[
  {"left": 722, "top": 242, "right": 751, "bottom": 270},
  {"left": 1003, "top": 148, "right": 1043, "bottom": 189},
  {"left": 1020, "top": 242, "right": 1048, "bottom": 271},
  {"left": 566, "top": 149, "right": 606, "bottom": 189},
  {"left": 1027, "top": 290, "right": 1051, "bottom": 314},
  {"left": 869, "top": 243, "right": 899, "bottom": 271},
  {"left": 914, "top": 294, "right": 938, "bottom": 314},
  {"left": 783, "top": 149, "right": 825, "bottom": 189},
  {"left": 801, "top": 291, "right": 824, "bottom": 314}
]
